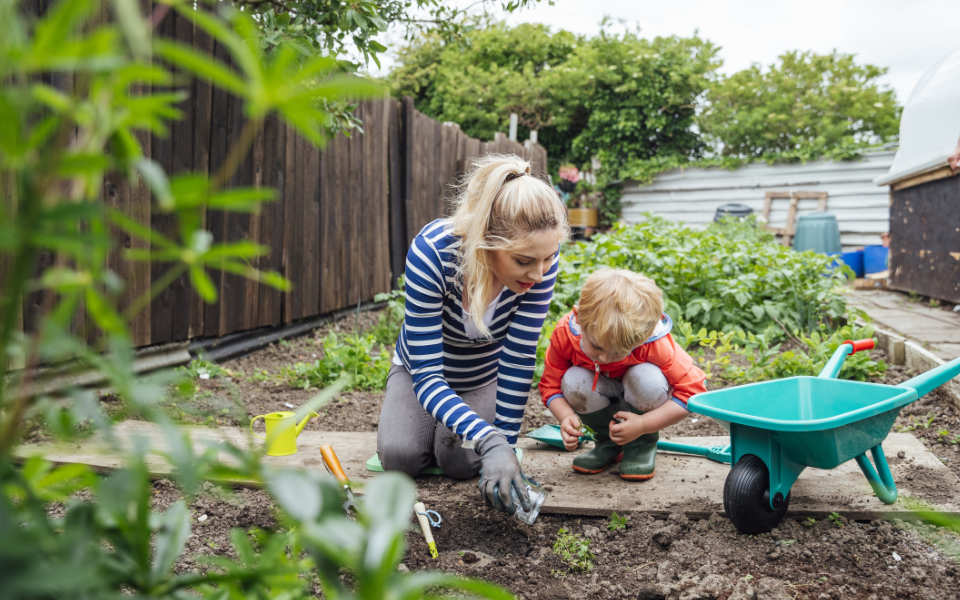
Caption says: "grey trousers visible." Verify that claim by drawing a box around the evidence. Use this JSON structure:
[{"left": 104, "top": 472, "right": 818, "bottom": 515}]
[
  {"left": 377, "top": 364, "right": 497, "bottom": 479},
  {"left": 561, "top": 364, "right": 669, "bottom": 414}
]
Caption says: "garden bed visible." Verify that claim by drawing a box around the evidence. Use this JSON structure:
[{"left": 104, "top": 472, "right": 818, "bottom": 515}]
[{"left": 143, "top": 309, "right": 960, "bottom": 600}]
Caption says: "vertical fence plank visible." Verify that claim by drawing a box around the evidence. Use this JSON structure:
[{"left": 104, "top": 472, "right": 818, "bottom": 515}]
[
  {"left": 257, "top": 116, "right": 284, "bottom": 328},
  {"left": 387, "top": 99, "right": 406, "bottom": 285},
  {"left": 148, "top": 5, "right": 178, "bottom": 345},
  {"left": 190, "top": 5, "right": 214, "bottom": 340}
]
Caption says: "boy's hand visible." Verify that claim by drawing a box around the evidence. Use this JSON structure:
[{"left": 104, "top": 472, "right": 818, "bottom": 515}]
[
  {"left": 609, "top": 411, "right": 645, "bottom": 446},
  {"left": 559, "top": 414, "right": 582, "bottom": 451}
]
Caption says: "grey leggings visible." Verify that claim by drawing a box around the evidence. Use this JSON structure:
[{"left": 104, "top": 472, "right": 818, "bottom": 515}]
[
  {"left": 561, "top": 364, "right": 669, "bottom": 414},
  {"left": 377, "top": 364, "right": 497, "bottom": 479}
]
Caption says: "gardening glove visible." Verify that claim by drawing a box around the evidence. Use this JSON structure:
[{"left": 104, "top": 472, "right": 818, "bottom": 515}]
[{"left": 475, "top": 433, "right": 531, "bottom": 515}]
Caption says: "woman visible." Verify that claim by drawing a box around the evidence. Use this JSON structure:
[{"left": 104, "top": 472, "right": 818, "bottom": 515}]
[{"left": 377, "top": 154, "right": 569, "bottom": 515}]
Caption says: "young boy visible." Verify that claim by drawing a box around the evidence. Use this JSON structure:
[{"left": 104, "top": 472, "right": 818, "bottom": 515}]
[{"left": 538, "top": 268, "right": 706, "bottom": 480}]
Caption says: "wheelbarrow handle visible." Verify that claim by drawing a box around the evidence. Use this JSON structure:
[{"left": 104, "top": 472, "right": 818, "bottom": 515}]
[
  {"left": 819, "top": 339, "right": 876, "bottom": 378},
  {"left": 843, "top": 339, "right": 876, "bottom": 354}
]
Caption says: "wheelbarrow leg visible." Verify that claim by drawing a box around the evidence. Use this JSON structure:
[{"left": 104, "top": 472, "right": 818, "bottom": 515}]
[{"left": 854, "top": 444, "right": 898, "bottom": 504}]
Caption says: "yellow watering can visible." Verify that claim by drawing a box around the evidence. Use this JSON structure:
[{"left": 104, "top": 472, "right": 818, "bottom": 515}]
[{"left": 249, "top": 411, "right": 318, "bottom": 456}]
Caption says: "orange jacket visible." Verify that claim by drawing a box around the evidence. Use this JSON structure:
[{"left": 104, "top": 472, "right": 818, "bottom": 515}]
[{"left": 538, "top": 310, "right": 706, "bottom": 408}]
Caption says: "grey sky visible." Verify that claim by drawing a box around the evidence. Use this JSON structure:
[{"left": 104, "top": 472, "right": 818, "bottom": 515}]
[{"left": 376, "top": 0, "right": 960, "bottom": 106}]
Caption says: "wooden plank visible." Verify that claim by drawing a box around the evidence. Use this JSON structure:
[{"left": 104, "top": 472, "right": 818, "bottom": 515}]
[
  {"left": 148, "top": 4, "right": 179, "bottom": 345},
  {"left": 282, "top": 128, "right": 302, "bottom": 322},
  {"left": 221, "top": 94, "right": 253, "bottom": 335},
  {"left": 243, "top": 124, "right": 264, "bottom": 329},
  {"left": 372, "top": 100, "right": 392, "bottom": 294},
  {"left": 189, "top": 7, "right": 214, "bottom": 340},
  {"left": 319, "top": 128, "right": 338, "bottom": 313},
  {"left": 203, "top": 38, "right": 230, "bottom": 337},
  {"left": 348, "top": 107, "right": 366, "bottom": 305},
  {"left": 257, "top": 116, "right": 284, "bottom": 328},
  {"left": 166, "top": 8, "right": 194, "bottom": 343},
  {"left": 280, "top": 125, "right": 295, "bottom": 323},
  {"left": 302, "top": 133, "right": 320, "bottom": 317},
  {"left": 15, "top": 425, "right": 960, "bottom": 521},
  {"left": 891, "top": 165, "right": 957, "bottom": 192},
  {"left": 387, "top": 99, "right": 406, "bottom": 285}
]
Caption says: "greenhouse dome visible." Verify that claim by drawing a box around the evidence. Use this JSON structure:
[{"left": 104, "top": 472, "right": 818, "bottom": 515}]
[{"left": 875, "top": 48, "right": 960, "bottom": 185}]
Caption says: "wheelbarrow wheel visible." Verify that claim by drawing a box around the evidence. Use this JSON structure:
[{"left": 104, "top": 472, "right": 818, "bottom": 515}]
[{"left": 724, "top": 454, "right": 789, "bottom": 534}]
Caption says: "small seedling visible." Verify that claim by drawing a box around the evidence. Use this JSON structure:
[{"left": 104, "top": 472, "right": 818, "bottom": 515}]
[
  {"left": 802, "top": 516, "right": 817, "bottom": 527},
  {"left": 828, "top": 512, "right": 845, "bottom": 528},
  {"left": 607, "top": 512, "right": 628, "bottom": 532},
  {"left": 552, "top": 528, "right": 594, "bottom": 572},
  {"left": 579, "top": 422, "right": 596, "bottom": 440}
]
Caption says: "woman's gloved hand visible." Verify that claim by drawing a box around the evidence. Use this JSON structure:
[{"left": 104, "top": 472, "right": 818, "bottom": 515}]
[{"left": 475, "top": 433, "right": 531, "bottom": 514}]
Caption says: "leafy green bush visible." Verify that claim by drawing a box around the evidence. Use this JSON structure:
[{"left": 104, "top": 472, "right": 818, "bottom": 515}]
[
  {"left": 529, "top": 215, "right": 884, "bottom": 386},
  {"left": 552, "top": 216, "right": 849, "bottom": 337},
  {"left": 279, "top": 332, "right": 392, "bottom": 391}
]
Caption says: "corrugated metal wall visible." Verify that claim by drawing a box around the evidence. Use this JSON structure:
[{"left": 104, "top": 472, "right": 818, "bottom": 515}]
[{"left": 621, "top": 150, "right": 895, "bottom": 250}]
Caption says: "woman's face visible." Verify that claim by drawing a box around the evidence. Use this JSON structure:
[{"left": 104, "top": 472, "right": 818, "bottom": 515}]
[{"left": 489, "top": 229, "right": 563, "bottom": 295}]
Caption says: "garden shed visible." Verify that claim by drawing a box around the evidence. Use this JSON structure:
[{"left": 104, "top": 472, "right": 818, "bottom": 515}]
[
  {"left": 874, "top": 48, "right": 960, "bottom": 304},
  {"left": 620, "top": 150, "right": 895, "bottom": 250}
]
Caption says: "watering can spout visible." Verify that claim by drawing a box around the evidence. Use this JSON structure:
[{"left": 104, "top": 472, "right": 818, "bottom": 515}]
[{"left": 294, "top": 413, "right": 317, "bottom": 436}]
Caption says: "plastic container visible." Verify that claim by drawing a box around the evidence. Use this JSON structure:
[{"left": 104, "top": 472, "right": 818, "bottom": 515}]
[
  {"left": 511, "top": 478, "right": 547, "bottom": 525},
  {"left": 840, "top": 250, "right": 865, "bottom": 278},
  {"left": 713, "top": 203, "right": 754, "bottom": 222},
  {"left": 863, "top": 245, "right": 889, "bottom": 274},
  {"left": 793, "top": 213, "right": 841, "bottom": 255}
]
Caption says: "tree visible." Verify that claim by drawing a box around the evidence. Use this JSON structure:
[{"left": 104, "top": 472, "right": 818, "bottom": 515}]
[
  {"left": 388, "top": 21, "right": 720, "bottom": 183},
  {"left": 698, "top": 50, "right": 901, "bottom": 160}
]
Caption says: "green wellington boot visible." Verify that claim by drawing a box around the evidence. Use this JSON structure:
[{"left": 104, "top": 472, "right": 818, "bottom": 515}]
[
  {"left": 619, "top": 428, "right": 659, "bottom": 481},
  {"left": 572, "top": 404, "right": 622, "bottom": 474}
]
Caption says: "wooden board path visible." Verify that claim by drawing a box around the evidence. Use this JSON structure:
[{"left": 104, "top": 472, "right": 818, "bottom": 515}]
[{"left": 15, "top": 422, "right": 960, "bottom": 520}]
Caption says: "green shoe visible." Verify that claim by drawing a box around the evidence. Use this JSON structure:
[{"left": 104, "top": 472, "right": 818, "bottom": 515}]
[
  {"left": 572, "top": 405, "right": 622, "bottom": 474},
  {"left": 620, "top": 431, "right": 658, "bottom": 480}
]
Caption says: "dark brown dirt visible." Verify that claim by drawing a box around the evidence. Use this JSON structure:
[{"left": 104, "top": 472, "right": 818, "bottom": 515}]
[{"left": 149, "top": 309, "right": 960, "bottom": 599}]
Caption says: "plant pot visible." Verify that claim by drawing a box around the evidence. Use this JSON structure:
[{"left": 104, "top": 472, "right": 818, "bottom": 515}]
[{"left": 567, "top": 208, "right": 598, "bottom": 228}]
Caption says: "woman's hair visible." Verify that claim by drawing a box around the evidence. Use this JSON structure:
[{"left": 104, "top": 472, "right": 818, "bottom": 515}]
[
  {"left": 450, "top": 154, "right": 569, "bottom": 337},
  {"left": 577, "top": 268, "right": 664, "bottom": 355}
]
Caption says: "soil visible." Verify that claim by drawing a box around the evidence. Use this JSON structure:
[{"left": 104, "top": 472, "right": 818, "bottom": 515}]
[{"left": 145, "top": 310, "right": 960, "bottom": 599}]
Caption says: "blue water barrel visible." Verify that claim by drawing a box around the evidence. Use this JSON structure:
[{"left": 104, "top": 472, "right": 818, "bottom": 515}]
[
  {"left": 840, "top": 250, "right": 865, "bottom": 278},
  {"left": 793, "top": 213, "right": 841, "bottom": 255},
  {"left": 863, "top": 245, "right": 889, "bottom": 274}
]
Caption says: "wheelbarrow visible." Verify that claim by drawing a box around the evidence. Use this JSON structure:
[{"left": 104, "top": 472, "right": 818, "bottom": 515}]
[{"left": 686, "top": 339, "right": 960, "bottom": 534}]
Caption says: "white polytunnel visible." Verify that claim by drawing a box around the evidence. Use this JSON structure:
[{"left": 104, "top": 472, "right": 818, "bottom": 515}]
[{"left": 875, "top": 47, "right": 960, "bottom": 186}]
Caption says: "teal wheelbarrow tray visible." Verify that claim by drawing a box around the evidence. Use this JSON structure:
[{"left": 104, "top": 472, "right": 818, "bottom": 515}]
[{"left": 687, "top": 339, "right": 960, "bottom": 534}]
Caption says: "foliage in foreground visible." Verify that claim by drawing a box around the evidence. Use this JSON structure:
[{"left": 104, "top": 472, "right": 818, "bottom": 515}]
[{"left": 0, "top": 2, "right": 509, "bottom": 598}]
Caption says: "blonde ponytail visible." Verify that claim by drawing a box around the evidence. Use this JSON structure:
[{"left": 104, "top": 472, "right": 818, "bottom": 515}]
[{"left": 450, "top": 154, "right": 569, "bottom": 337}]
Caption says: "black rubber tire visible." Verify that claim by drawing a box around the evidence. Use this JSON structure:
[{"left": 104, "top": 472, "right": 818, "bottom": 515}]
[{"left": 723, "top": 454, "right": 789, "bottom": 534}]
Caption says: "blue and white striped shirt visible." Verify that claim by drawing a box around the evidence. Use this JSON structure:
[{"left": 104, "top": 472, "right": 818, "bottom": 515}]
[{"left": 394, "top": 219, "right": 558, "bottom": 446}]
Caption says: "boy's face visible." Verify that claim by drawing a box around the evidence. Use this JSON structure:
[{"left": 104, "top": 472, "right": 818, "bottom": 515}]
[{"left": 580, "top": 330, "right": 630, "bottom": 365}]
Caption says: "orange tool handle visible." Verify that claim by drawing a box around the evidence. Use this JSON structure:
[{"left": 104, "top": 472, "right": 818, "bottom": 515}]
[
  {"left": 319, "top": 444, "right": 349, "bottom": 484},
  {"left": 844, "top": 338, "right": 876, "bottom": 354}
]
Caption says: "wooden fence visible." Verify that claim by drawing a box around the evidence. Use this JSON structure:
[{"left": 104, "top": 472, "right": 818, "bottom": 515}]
[{"left": 11, "top": 5, "right": 547, "bottom": 348}]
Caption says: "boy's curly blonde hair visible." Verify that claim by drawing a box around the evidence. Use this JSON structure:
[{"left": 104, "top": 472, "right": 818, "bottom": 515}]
[{"left": 577, "top": 268, "right": 664, "bottom": 356}]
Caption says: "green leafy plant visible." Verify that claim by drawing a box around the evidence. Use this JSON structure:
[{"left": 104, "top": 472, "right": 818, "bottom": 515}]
[
  {"left": 607, "top": 512, "right": 628, "bottom": 531},
  {"left": 371, "top": 278, "right": 406, "bottom": 346},
  {"left": 180, "top": 358, "right": 231, "bottom": 381},
  {"left": 828, "top": 512, "right": 846, "bottom": 528},
  {"left": 552, "top": 528, "right": 594, "bottom": 572},
  {"left": 278, "top": 332, "right": 392, "bottom": 391},
  {"left": 0, "top": 3, "right": 509, "bottom": 598}
]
